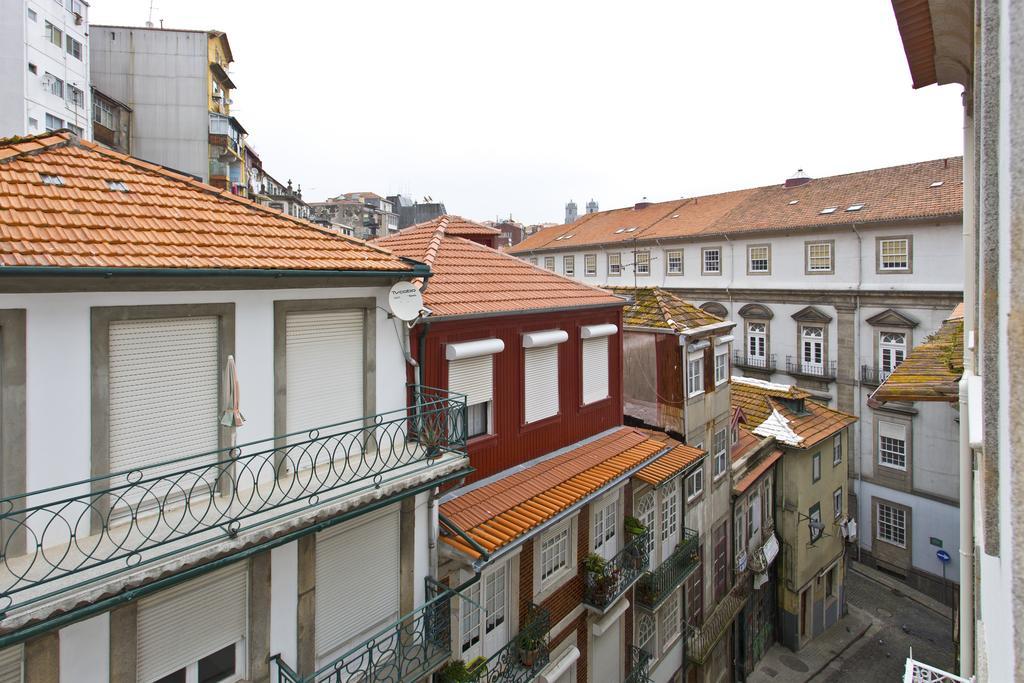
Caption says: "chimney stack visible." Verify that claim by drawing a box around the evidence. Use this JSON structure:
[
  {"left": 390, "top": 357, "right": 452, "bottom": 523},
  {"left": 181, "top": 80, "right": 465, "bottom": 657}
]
[{"left": 784, "top": 169, "right": 812, "bottom": 188}]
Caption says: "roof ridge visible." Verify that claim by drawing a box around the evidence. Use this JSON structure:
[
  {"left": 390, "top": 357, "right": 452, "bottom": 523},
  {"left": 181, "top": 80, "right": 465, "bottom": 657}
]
[{"left": 421, "top": 216, "right": 450, "bottom": 269}]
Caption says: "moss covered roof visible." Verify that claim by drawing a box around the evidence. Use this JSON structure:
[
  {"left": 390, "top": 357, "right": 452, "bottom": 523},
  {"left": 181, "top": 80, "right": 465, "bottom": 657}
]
[
  {"left": 873, "top": 306, "right": 964, "bottom": 403},
  {"left": 611, "top": 287, "right": 724, "bottom": 332}
]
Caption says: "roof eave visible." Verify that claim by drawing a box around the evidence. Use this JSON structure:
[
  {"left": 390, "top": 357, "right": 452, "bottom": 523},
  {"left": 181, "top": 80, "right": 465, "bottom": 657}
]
[{"left": 0, "top": 265, "right": 426, "bottom": 279}]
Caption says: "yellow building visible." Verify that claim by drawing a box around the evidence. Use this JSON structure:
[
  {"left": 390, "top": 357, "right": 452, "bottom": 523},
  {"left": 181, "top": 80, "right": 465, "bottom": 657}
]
[{"left": 206, "top": 31, "right": 246, "bottom": 195}]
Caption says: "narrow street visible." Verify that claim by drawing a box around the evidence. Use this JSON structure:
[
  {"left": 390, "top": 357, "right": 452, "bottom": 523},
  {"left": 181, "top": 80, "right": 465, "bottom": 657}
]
[{"left": 815, "top": 566, "right": 956, "bottom": 681}]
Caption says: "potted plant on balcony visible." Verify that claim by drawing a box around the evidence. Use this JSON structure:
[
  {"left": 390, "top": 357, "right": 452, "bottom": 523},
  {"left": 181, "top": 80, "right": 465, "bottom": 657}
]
[
  {"left": 436, "top": 660, "right": 475, "bottom": 683},
  {"left": 636, "top": 575, "right": 658, "bottom": 606},
  {"left": 517, "top": 630, "right": 543, "bottom": 668},
  {"left": 584, "top": 553, "right": 621, "bottom": 606},
  {"left": 466, "top": 656, "right": 488, "bottom": 679},
  {"left": 624, "top": 515, "right": 647, "bottom": 537}
]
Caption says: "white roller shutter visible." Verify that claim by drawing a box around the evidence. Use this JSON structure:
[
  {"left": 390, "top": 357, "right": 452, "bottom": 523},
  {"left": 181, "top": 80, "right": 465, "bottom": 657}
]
[
  {"left": 286, "top": 309, "right": 365, "bottom": 435},
  {"left": 879, "top": 421, "right": 906, "bottom": 441},
  {"left": 137, "top": 563, "right": 248, "bottom": 683},
  {"left": 524, "top": 346, "right": 559, "bottom": 423},
  {"left": 581, "top": 337, "right": 609, "bottom": 405},
  {"left": 315, "top": 508, "right": 400, "bottom": 664},
  {"left": 109, "top": 317, "right": 220, "bottom": 476},
  {"left": 0, "top": 646, "right": 22, "bottom": 683},
  {"left": 448, "top": 355, "right": 493, "bottom": 407}
]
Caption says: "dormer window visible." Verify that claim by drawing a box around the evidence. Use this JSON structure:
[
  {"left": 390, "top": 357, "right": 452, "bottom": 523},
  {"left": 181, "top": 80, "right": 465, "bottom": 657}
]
[{"left": 40, "top": 174, "right": 64, "bottom": 186}]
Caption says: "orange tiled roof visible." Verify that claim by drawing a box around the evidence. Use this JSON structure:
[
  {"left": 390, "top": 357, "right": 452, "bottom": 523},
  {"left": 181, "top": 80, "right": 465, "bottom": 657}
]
[
  {"left": 375, "top": 215, "right": 623, "bottom": 317},
  {"left": 634, "top": 443, "right": 705, "bottom": 487},
  {"left": 613, "top": 287, "right": 726, "bottom": 332},
  {"left": 0, "top": 132, "right": 412, "bottom": 272},
  {"left": 731, "top": 428, "right": 763, "bottom": 463},
  {"left": 733, "top": 449, "right": 783, "bottom": 494},
  {"left": 439, "top": 428, "right": 667, "bottom": 557},
  {"left": 509, "top": 157, "right": 963, "bottom": 254},
  {"left": 730, "top": 377, "right": 856, "bottom": 449},
  {"left": 873, "top": 305, "right": 964, "bottom": 403},
  {"left": 890, "top": 0, "right": 938, "bottom": 89}
]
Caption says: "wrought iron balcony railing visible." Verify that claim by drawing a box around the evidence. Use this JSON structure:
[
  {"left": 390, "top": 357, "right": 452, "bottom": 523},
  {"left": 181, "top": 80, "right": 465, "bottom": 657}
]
[
  {"left": 785, "top": 357, "right": 838, "bottom": 380},
  {"left": 0, "top": 385, "right": 466, "bottom": 617},
  {"left": 625, "top": 645, "right": 653, "bottom": 683},
  {"left": 732, "top": 352, "right": 776, "bottom": 372},
  {"left": 273, "top": 580, "right": 453, "bottom": 682},
  {"left": 583, "top": 531, "right": 650, "bottom": 610},
  {"left": 471, "top": 603, "right": 551, "bottom": 683},
  {"left": 861, "top": 365, "right": 899, "bottom": 386},
  {"left": 687, "top": 575, "right": 750, "bottom": 665},
  {"left": 636, "top": 528, "right": 700, "bottom": 610},
  {"left": 903, "top": 648, "right": 975, "bottom": 683}
]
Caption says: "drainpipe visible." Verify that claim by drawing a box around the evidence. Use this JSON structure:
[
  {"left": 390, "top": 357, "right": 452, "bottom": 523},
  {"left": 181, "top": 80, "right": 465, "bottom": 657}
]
[
  {"left": 723, "top": 234, "right": 735, "bottom": 318},
  {"left": 851, "top": 224, "right": 864, "bottom": 564}
]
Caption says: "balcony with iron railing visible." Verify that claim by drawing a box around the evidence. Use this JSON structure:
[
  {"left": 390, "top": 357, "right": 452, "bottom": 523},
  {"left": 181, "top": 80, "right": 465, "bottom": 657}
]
[
  {"left": 785, "top": 357, "right": 838, "bottom": 381},
  {"left": 462, "top": 604, "right": 551, "bottom": 683},
  {"left": 625, "top": 645, "right": 654, "bottom": 683},
  {"left": 732, "top": 352, "right": 776, "bottom": 373},
  {"left": 687, "top": 574, "right": 750, "bottom": 665},
  {"left": 636, "top": 528, "right": 700, "bottom": 610},
  {"left": 903, "top": 648, "right": 974, "bottom": 683},
  {"left": 861, "top": 365, "right": 898, "bottom": 386},
  {"left": 583, "top": 531, "right": 651, "bottom": 611},
  {"left": 273, "top": 578, "right": 454, "bottom": 682},
  {"left": 0, "top": 385, "right": 467, "bottom": 619}
]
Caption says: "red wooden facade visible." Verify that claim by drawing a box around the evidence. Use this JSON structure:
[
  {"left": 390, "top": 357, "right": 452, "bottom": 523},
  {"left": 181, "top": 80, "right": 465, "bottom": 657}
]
[{"left": 412, "top": 305, "right": 624, "bottom": 482}]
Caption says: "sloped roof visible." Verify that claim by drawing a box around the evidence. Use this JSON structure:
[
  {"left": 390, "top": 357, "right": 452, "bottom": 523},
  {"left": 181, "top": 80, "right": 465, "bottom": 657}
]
[
  {"left": 439, "top": 428, "right": 668, "bottom": 558},
  {"left": 730, "top": 377, "right": 857, "bottom": 449},
  {"left": 873, "top": 304, "right": 964, "bottom": 403},
  {"left": 634, "top": 443, "right": 706, "bottom": 487},
  {"left": 613, "top": 287, "right": 727, "bottom": 332},
  {"left": 733, "top": 449, "right": 783, "bottom": 495},
  {"left": 375, "top": 215, "right": 623, "bottom": 318},
  {"left": 0, "top": 132, "right": 413, "bottom": 273},
  {"left": 510, "top": 157, "right": 963, "bottom": 254}
]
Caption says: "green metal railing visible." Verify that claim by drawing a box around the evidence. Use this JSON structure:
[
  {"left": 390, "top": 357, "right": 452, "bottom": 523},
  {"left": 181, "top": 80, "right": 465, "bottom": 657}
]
[
  {"left": 636, "top": 528, "right": 700, "bottom": 610},
  {"left": 273, "top": 580, "right": 453, "bottom": 682},
  {"left": 0, "top": 385, "right": 465, "bottom": 616},
  {"left": 470, "top": 604, "right": 550, "bottom": 683},
  {"left": 583, "top": 531, "right": 650, "bottom": 610},
  {"left": 625, "top": 645, "right": 653, "bottom": 683}
]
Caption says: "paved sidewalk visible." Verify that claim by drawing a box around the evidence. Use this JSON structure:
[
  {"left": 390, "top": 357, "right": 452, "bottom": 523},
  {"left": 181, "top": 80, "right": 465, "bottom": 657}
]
[
  {"left": 747, "top": 605, "right": 873, "bottom": 683},
  {"left": 847, "top": 561, "right": 953, "bottom": 620}
]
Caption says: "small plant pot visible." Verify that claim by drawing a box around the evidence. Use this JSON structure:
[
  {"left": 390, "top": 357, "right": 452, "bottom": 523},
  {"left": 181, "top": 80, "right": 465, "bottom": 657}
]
[{"left": 519, "top": 647, "right": 539, "bottom": 668}]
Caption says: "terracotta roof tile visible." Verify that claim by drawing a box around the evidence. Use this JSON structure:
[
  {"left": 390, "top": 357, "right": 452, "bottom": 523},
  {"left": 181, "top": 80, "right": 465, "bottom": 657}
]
[
  {"left": 733, "top": 449, "right": 783, "bottom": 494},
  {"left": 634, "top": 443, "right": 705, "bottom": 487},
  {"left": 613, "top": 287, "right": 726, "bottom": 331},
  {"left": 375, "top": 215, "right": 623, "bottom": 317},
  {"left": 439, "top": 428, "right": 668, "bottom": 557},
  {"left": 0, "top": 132, "right": 411, "bottom": 272},
  {"left": 510, "top": 158, "right": 963, "bottom": 254},
  {"left": 730, "top": 377, "right": 856, "bottom": 449},
  {"left": 873, "top": 306, "right": 964, "bottom": 403}
]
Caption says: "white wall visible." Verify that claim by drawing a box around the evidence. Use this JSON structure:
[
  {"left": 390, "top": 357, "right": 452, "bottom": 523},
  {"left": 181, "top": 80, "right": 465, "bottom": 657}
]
[
  {"left": 59, "top": 613, "right": 108, "bottom": 683},
  {"left": 270, "top": 542, "right": 299, "bottom": 667}
]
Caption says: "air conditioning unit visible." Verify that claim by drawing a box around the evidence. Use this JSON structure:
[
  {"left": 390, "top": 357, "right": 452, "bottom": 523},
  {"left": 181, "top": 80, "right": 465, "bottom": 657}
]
[{"left": 73, "top": 12, "right": 82, "bottom": 25}]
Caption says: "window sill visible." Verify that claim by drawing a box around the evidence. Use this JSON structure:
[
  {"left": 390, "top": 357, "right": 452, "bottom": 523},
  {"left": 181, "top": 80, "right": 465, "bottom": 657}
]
[
  {"left": 685, "top": 493, "right": 704, "bottom": 506},
  {"left": 877, "top": 462, "right": 908, "bottom": 472},
  {"left": 467, "top": 433, "right": 499, "bottom": 450},
  {"left": 521, "top": 412, "right": 562, "bottom": 434}
]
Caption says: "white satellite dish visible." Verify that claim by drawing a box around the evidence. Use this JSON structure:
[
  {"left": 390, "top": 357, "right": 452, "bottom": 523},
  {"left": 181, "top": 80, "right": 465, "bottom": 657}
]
[{"left": 388, "top": 281, "right": 424, "bottom": 321}]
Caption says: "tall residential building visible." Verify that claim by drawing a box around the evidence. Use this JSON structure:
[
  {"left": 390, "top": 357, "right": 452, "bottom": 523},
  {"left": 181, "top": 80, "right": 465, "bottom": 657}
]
[
  {"left": 890, "top": 0, "right": 1023, "bottom": 680},
  {"left": 0, "top": 0, "right": 91, "bottom": 139},
  {"left": 509, "top": 160, "right": 964, "bottom": 606},
  {"left": 90, "top": 26, "right": 247, "bottom": 192},
  {"left": 389, "top": 194, "right": 448, "bottom": 229}
]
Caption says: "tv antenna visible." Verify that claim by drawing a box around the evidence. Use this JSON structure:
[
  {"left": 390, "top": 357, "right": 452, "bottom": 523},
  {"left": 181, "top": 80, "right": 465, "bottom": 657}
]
[{"left": 146, "top": 1, "right": 158, "bottom": 27}]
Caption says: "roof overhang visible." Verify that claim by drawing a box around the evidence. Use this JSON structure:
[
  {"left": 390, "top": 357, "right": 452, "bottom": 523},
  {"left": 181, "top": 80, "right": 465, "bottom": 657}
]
[
  {"left": 890, "top": 0, "right": 973, "bottom": 89},
  {"left": 209, "top": 62, "right": 236, "bottom": 90}
]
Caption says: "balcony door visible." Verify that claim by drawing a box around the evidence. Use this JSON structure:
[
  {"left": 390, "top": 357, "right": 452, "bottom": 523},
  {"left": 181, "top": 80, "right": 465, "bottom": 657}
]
[
  {"left": 879, "top": 332, "right": 906, "bottom": 380},
  {"left": 460, "top": 561, "right": 510, "bottom": 661},
  {"left": 659, "top": 479, "right": 680, "bottom": 563},
  {"left": 593, "top": 492, "right": 619, "bottom": 562},
  {"left": 800, "top": 326, "right": 824, "bottom": 374},
  {"left": 747, "top": 322, "right": 767, "bottom": 366},
  {"left": 635, "top": 491, "right": 656, "bottom": 570}
]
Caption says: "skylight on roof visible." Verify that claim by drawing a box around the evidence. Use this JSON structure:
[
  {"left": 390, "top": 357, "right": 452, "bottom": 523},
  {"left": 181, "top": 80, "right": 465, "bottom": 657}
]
[
  {"left": 624, "top": 227, "right": 637, "bottom": 233},
  {"left": 671, "top": 214, "right": 679, "bottom": 218},
  {"left": 819, "top": 207, "right": 837, "bottom": 215},
  {"left": 930, "top": 181, "right": 944, "bottom": 188},
  {"left": 846, "top": 203, "right": 864, "bottom": 212},
  {"left": 106, "top": 180, "right": 129, "bottom": 192},
  {"left": 40, "top": 174, "right": 64, "bottom": 186},
  {"left": 788, "top": 200, "right": 799, "bottom": 205},
  {"left": 614, "top": 228, "right": 626, "bottom": 234}
]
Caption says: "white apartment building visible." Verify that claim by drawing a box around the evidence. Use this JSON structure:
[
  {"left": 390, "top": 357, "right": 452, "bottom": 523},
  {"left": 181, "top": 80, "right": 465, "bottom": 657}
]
[
  {"left": 0, "top": 0, "right": 91, "bottom": 139},
  {"left": 509, "top": 159, "right": 964, "bottom": 603},
  {"left": 0, "top": 132, "right": 469, "bottom": 682}
]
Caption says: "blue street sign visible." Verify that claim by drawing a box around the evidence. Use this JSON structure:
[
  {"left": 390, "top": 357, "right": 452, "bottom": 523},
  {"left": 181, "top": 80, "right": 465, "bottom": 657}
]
[{"left": 936, "top": 549, "right": 951, "bottom": 563}]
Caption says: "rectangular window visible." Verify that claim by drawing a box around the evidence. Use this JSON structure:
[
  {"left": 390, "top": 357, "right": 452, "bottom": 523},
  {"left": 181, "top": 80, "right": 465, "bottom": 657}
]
[
  {"left": 833, "top": 487, "right": 843, "bottom": 519},
  {"left": 734, "top": 507, "right": 745, "bottom": 556},
  {"left": 524, "top": 344, "right": 560, "bottom": 423},
  {"left": 660, "top": 483, "right": 679, "bottom": 541},
  {"left": 635, "top": 250, "right": 651, "bottom": 275},
  {"left": 67, "top": 84, "right": 84, "bottom": 108},
  {"left": 806, "top": 241, "right": 834, "bottom": 273},
  {"left": 712, "top": 428, "right": 727, "bottom": 479},
  {"left": 44, "top": 113, "right": 63, "bottom": 131},
  {"left": 687, "top": 354, "right": 704, "bottom": 397},
  {"left": 66, "top": 35, "right": 82, "bottom": 59},
  {"left": 529, "top": 257, "right": 537, "bottom": 265},
  {"left": 833, "top": 434, "right": 842, "bottom": 465},
  {"left": 658, "top": 592, "right": 681, "bottom": 654},
  {"left": 812, "top": 452, "right": 821, "bottom": 482},
  {"left": 67, "top": 123, "right": 83, "bottom": 137},
  {"left": 749, "top": 492, "right": 761, "bottom": 540},
  {"left": 540, "top": 522, "right": 571, "bottom": 584},
  {"left": 593, "top": 497, "right": 617, "bottom": 559},
  {"left": 448, "top": 352, "right": 495, "bottom": 439},
  {"left": 637, "top": 611, "right": 656, "bottom": 653},
  {"left": 666, "top": 249, "right": 683, "bottom": 275},
  {"left": 809, "top": 503, "right": 822, "bottom": 543},
  {"left": 747, "top": 245, "right": 770, "bottom": 274},
  {"left": 460, "top": 581, "right": 482, "bottom": 653},
  {"left": 94, "top": 98, "right": 115, "bottom": 128},
  {"left": 543, "top": 256, "right": 555, "bottom": 272},
  {"left": 685, "top": 467, "right": 704, "bottom": 501},
  {"left": 702, "top": 247, "right": 721, "bottom": 275},
  {"left": 714, "top": 346, "right": 728, "bottom": 385},
  {"left": 562, "top": 255, "right": 575, "bottom": 276},
  {"left": 747, "top": 322, "right": 767, "bottom": 362},
  {"left": 763, "top": 478, "right": 773, "bottom": 524},
  {"left": 45, "top": 73, "right": 63, "bottom": 98},
  {"left": 878, "top": 421, "right": 907, "bottom": 470},
  {"left": 45, "top": 21, "right": 62, "bottom": 47},
  {"left": 607, "top": 252, "right": 621, "bottom": 276},
  {"left": 826, "top": 566, "right": 836, "bottom": 598},
  {"left": 879, "top": 331, "right": 907, "bottom": 379},
  {"left": 581, "top": 336, "right": 609, "bottom": 405},
  {"left": 879, "top": 237, "right": 911, "bottom": 271},
  {"left": 877, "top": 502, "right": 906, "bottom": 547},
  {"left": 800, "top": 325, "right": 825, "bottom": 373},
  {"left": 28, "top": 7, "right": 37, "bottom": 20},
  {"left": 584, "top": 254, "right": 597, "bottom": 277}
]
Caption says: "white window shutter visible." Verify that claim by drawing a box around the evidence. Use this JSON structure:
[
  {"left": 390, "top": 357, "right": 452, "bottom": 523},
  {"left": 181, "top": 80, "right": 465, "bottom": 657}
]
[
  {"left": 581, "top": 337, "right": 609, "bottom": 405},
  {"left": 878, "top": 421, "right": 906, "bottom": 441},
  {"left": 524, "top": 346, "right": 559, "bottom": 423},
  {"left": 315, "top": 508, "right": 400, "bottom": 664},
  {"left": 448, "top": 355, "right": 493, "bottom": 407},
  {"left": 108, "top": 317, "right": 220, "bottom": 477},
  {"left": 286, "top": 310, "right": 365, "bottom": 435},
  {"left": 0, "top": 646, "right": 22, "bottom": 683},
  {"left": 137, "top": 563, "right": 248, "bottom": 682}
]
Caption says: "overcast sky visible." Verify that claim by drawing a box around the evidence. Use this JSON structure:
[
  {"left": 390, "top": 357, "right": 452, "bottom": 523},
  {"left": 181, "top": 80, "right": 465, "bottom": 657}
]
[{"left": 91, "top": 0, "right": 964, "bottom": 225}]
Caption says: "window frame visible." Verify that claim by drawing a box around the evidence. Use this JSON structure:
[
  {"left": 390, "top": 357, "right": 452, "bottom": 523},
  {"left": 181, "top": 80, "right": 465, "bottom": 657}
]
[
  {"left": 877, "top": 420, "right": 908, "bottom": 471},
  {"left": 833, "top": 487, "right": 843, "bottom": 519},
  {"left": 712, "top": 428, "right": 728, "bottom": 480},
  {"left": 657, "top": 591, "right": 682, "bottom": 655},
  {"left": 808, "top": 503, "right": 822, "bottom": 544},
  {"left": 701, "top": 247, "right": 722, "bottom": 275},
  {"left": 665, "top": 249, "right": 683, "bottom": 275},
  {"left": 562, "top": 254, "right": 575, "bottom": 276},
  {"left": 536, "top": 516, "right": 578, "bottom": 595},
  {"left": 811, "top": 452, "right": 821, "bottom": 483},
  {"left": 543, "top": 256, "right": 556, "bottom": 272},
  {"left": 634, "top": 250, "right": 651, "bottom": 276},
  {"left": 45, "top": 21, "right": 62, "bottom": 47},
  {"left": 876, "top": 502, "right": 907, "bottom": 548},
  {"left": 686, "top": 352, "right": 705, "bottom": 398},
  {"left": 714, "top": 346, "right": 729, "bottom": 385},
  {"left": 876, "top": 235, "right": 913, "bottom": 273},
  {"left": 746, "top": 244, "right": 771, "bottom": 275},
  {"left": 879, "top": 330, "right": 907, "bottom": 379},
  {"left": 804, "top": 240, "right": 835, "bottom": 275},
  {"left": 685, "top": 466, "right": 704, "bottom": 502},
  {"left": 607, "top": 252, "right": 622, "bottom": 276},
  {"left": 65, "top": 34, "right": 83, "bottom": 60},
  {"left": 584, "top": 254, "right": 597, "bottom": 277},
  {"left": 833, "top": 434, "right": 842, "bottom": 466}
]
